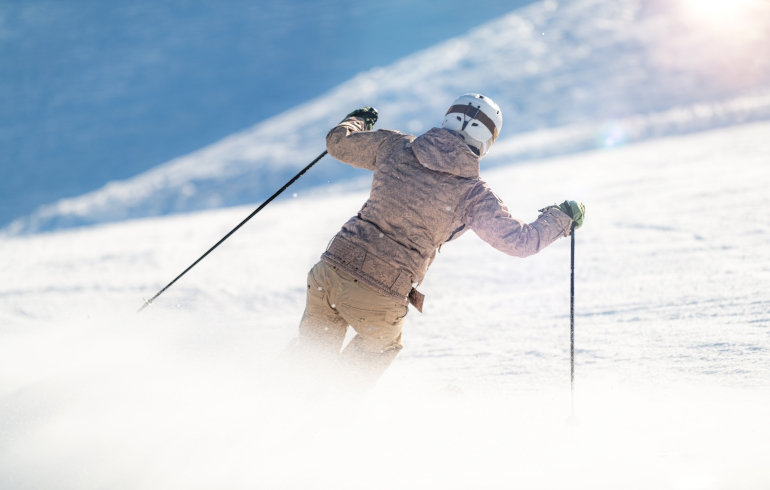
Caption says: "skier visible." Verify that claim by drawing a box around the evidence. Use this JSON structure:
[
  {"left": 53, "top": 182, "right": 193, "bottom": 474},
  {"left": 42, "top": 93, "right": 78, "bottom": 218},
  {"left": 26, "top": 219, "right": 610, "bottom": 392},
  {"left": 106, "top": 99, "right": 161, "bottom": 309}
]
[{"left": 294, "top": 94, "right": 584, "bottom": 387}]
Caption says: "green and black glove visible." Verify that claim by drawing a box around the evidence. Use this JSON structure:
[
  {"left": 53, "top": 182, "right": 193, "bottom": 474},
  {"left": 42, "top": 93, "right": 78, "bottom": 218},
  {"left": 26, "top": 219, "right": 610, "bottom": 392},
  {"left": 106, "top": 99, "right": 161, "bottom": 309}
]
[
  {"left": 539, "top": 200, "right": 585, "bottom": 229},
  {"left": 345, "top": 107, "right": 379, "bottom": 130}
]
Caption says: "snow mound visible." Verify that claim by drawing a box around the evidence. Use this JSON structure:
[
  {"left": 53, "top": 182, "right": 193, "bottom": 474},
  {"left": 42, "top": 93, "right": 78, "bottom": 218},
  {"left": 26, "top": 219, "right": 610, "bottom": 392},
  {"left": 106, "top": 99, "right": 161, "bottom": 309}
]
[{"left": 6, "top": 0, "right": 770, "bottom": 234}]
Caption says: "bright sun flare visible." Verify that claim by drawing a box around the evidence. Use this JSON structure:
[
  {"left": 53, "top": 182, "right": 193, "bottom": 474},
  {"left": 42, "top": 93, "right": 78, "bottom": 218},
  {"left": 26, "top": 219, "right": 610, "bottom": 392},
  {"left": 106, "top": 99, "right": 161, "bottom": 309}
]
[{"left": 683, "top": 0, "right": 759, "bottom": 25}]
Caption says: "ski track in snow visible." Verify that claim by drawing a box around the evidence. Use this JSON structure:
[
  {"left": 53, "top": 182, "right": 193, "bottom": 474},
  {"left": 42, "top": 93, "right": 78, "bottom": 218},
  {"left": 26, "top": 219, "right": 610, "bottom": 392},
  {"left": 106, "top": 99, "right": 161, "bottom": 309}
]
[{"left": 1, "top": 122, "right": 770, "bottom": 488}]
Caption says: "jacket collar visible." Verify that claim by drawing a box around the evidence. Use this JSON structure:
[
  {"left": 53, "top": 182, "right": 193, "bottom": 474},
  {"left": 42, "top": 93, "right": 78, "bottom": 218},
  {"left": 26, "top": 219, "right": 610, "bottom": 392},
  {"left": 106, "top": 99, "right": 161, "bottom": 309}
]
[{"left": 410, "top": 128, "right": 480, "bottom": 179}]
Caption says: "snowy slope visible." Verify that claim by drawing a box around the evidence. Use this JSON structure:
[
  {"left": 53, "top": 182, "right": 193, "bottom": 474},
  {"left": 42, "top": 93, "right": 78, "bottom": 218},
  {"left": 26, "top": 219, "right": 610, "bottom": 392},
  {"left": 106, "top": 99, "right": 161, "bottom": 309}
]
[
  {"left": 0, "top": 0, "right": 530, "bottom": 228},
  {"left": 6, "top": 0, "right": 770, "bottom": 234},
  {"left": 1, "top": 122, "right": 769, "bottom": 488}
]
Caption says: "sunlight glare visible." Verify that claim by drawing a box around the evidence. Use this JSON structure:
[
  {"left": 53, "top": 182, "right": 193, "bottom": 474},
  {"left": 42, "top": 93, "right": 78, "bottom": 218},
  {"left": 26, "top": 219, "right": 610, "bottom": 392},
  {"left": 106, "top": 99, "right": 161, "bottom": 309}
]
[{"left": 682, "top": 0, "right": 758, "bottom": 26}]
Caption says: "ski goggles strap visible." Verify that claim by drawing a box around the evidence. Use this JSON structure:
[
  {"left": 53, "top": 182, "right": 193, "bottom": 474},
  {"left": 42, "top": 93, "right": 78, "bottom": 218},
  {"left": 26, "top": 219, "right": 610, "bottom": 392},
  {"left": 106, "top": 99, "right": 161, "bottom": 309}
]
[{"left": 445, "top": 104, "right": 498, "bottom": 141}]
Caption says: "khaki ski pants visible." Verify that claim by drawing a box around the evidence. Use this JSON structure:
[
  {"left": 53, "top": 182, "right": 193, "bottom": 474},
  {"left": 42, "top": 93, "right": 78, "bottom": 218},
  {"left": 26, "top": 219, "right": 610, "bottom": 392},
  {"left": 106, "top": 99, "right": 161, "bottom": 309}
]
[{"left": 297, "top": 261, "right": 408, "bottom": 385}]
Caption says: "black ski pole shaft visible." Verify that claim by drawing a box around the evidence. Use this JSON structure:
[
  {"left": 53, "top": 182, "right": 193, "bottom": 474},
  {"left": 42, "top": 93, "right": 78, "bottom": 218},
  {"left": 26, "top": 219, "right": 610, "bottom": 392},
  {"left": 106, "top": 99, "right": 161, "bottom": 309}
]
[
  {"left": 137, "top": 150, "right": 328, "bottom": 313},
  {"left": 570, "top": 225, "right": 576, "bottom": 416}
]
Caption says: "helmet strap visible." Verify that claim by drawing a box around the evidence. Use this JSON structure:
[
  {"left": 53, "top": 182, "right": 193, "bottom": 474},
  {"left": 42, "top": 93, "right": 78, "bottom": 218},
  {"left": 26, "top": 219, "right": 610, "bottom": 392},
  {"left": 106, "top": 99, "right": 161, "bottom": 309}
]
[{"left": 460, "top": 103, "right": 482, "bottom": 132}]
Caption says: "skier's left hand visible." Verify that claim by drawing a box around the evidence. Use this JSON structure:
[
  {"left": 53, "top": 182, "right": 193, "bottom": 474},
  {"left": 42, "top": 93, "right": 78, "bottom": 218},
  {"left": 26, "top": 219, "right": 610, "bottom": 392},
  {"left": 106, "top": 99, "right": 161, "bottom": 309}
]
[
  {"left": 539, "top": 200, "right": 585, "bottom": 229},
  {"left": 345, "top": 107, "right": 379, "bottom": 130}
]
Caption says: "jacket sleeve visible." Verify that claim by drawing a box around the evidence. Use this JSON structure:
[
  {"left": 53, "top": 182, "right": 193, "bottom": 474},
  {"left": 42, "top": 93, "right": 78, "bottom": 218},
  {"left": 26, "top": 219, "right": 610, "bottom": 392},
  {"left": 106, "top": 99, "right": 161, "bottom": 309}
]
[
  {"left": 326, "top": 117, "right": 404, "bottom": 170},
  {"left": 462, "top": 181, "right": 573, "bottom": 258}
]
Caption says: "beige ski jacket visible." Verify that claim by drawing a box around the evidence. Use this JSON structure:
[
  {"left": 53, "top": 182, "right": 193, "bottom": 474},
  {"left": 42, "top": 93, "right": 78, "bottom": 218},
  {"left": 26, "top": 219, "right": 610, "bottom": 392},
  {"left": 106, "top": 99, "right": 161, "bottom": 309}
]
[{"left": 321, "top": 117, "right": 573, "bottom": 311}]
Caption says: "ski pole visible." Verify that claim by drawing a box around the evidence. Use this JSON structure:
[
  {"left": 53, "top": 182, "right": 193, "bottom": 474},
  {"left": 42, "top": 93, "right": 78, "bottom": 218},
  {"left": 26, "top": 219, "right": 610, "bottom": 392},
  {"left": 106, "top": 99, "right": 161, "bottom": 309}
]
[
  {"left": 137, "top": 150, "right": 329, "bottom": 313},
  {"left": 570, "top": 225, "right": 576, "bottom": 417}
]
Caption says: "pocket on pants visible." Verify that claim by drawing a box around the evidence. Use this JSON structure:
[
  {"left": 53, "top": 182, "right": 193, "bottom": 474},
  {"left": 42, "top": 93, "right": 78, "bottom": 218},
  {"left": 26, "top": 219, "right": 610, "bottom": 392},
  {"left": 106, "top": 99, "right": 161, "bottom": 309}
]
[
  {"left": 340, "top": 303, "right": 402, "bottom": 345},
  {"left": 307, "top": 267, "right": 325, "bottom": 300},
  {"left": 339, "top": 303, "right": 385, "bottom": 325},
  {"left": 385, "top": 305, "right": 409, "bottom": 325}
]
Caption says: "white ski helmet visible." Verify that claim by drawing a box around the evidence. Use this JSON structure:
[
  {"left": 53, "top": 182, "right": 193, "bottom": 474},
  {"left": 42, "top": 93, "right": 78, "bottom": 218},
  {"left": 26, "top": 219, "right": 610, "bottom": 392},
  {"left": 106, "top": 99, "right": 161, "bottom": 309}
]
[{"left": 441, "top": 93, "right": 502, "bottom": 157}]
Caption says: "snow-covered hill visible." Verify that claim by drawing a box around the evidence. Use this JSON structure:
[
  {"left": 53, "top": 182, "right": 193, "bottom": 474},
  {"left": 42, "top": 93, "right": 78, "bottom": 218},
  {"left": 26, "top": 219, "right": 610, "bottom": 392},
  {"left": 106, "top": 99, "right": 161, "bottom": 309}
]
[
  {"left": 6, "top": 0, "right": 770, "bottom": 235},
  {"left": 1, "top": 121, "right": 769, "bottom": 488}
]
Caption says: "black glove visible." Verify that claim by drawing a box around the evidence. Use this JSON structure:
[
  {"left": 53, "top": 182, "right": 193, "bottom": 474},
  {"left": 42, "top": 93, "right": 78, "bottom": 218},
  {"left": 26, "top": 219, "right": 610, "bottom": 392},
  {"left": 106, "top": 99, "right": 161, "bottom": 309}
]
[
  {"left": 345, "top": 107, "right": 378, "bottom": 130},
  {"left": 539, "top": 200, "right": 585, "bottom": 229}
]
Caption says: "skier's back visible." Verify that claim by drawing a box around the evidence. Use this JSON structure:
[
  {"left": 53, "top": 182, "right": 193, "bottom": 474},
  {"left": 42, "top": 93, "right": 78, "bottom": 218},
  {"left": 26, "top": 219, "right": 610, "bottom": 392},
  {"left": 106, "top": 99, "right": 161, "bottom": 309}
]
[{"left": 295, "top": 94, "right": 585, "bottom": 387}]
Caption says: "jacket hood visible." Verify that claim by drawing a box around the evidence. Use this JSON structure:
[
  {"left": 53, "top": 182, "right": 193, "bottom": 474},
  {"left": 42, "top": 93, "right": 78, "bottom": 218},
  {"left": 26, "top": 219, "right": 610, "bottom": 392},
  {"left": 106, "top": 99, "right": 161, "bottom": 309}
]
[{"left": 410, "top": 127, "right": 480, "bottom": 179}]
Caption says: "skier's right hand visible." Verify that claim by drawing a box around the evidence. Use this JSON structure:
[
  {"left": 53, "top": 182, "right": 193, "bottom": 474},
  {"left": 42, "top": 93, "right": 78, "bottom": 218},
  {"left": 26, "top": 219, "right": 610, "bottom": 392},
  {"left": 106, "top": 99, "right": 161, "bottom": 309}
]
[
  {"left": 345, "top": 107, "right": 379, "bottom": 130},
  {"left": 539, "top": 200, "right": 585, "bottom": 229}
]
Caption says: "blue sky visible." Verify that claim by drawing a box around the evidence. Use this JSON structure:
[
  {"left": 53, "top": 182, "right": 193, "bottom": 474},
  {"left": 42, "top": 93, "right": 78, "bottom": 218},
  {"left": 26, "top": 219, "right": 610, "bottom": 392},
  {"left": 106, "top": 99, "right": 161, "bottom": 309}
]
[{"left": 0, "top": 0, "right": 532, "bottom": 227}]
